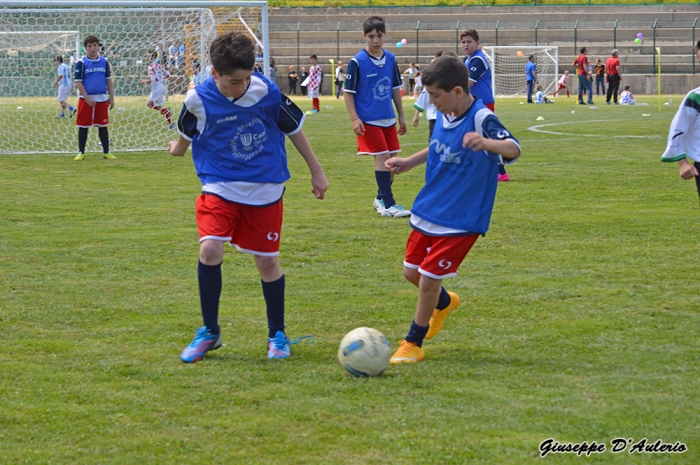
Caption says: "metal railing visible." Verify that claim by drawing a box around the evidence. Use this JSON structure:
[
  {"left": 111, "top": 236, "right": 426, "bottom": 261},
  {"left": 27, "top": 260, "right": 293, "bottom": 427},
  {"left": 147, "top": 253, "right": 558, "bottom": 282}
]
[{"left": 276, "top": 19, "right": 698, "bottom": 74}]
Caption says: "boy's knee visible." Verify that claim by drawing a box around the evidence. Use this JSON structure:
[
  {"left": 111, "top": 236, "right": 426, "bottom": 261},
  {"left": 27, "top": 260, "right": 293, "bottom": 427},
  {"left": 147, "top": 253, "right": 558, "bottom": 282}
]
[
  {"left": 418, "top": 274, "right": 442, "bottom": 292},
  {"left": 403, "top": 266, "right": 420, "bottom": 285},
  {"left": 255, "top": 255, "right": 282, "bottom": 281},
  {"left": 199, "top": 240, "right": 225, "bottom": 265}
]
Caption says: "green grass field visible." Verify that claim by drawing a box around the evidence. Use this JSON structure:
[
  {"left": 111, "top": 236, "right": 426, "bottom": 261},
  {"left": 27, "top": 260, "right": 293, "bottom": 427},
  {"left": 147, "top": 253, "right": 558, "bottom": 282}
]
[{"left": 1, "top": 95, "right": 698, "bottom": 464}]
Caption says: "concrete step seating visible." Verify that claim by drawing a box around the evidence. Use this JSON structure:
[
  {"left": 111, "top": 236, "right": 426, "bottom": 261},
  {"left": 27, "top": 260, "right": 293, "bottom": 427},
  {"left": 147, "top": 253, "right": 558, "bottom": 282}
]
[{"left": 268, "top": 5, "right": 699, "bottom": 86}]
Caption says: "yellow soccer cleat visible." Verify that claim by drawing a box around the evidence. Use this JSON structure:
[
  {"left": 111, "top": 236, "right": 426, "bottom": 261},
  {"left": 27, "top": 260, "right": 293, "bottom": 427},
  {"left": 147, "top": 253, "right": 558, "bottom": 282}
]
[
  {"left": 103, "top": 154, "right": 117, "bottom": 160},
  {"left": 390, "top": 340, "right": 425, "bottom": 364},
  {"left": 74, "top": 153, "right": 85, "bottom": 161},
  {"left": 425, "top": 291, "right": 460, "bottom": 340}
]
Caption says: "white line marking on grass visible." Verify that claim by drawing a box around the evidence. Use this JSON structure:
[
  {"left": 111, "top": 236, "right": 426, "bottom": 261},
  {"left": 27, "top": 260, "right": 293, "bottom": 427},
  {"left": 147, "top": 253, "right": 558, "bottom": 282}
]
[{"left": 527, "top": 119, "right": 663, "bottom": 139}]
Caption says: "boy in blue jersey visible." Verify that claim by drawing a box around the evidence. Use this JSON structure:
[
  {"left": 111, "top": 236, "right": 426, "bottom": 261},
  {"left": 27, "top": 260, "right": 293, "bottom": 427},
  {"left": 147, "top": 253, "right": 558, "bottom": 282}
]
[
  {"left": 73, "top": 35, "right": 115, "bottom": 161},
  {"left": 344, "top": 16, "right": 410, "bottom": 218},
  {"left": 168, "top": 32, "right": 328, "bottom": 363},
  {"left": 51, "top": 56, "right": 75, "bottom": 119},
  {"left": 385, "top": 56, "right": 521, "bottom": 364},
  {"left": 461, "top": 29, "right": 511, "bottom": 182}
]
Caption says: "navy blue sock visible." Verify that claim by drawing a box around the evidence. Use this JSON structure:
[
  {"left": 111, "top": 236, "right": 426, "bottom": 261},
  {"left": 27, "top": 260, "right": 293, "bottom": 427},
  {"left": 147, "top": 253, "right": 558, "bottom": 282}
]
[
  {"left": 198, "top": 261, "right": 222, "bottom": 335},
  {"left": 406, "top": 320, "right": 429, "bottom": 347},
  {"left": 78, "top": 127, "right": 88, "bottom": 153},
  {"left": 436, "top": 287, "right": 451, "bottom": 310},
  {"left": 262, "top": 275, "right": 285, "bottom": 338},
  {"left": 98, "top": 127, "right": 110, "bottom": 154},
  {"left": 498, "top": 164, "right": 507, "bottom": 175},
  {"left": 375, "top": 170, "right": 395, "bottom": 208}
]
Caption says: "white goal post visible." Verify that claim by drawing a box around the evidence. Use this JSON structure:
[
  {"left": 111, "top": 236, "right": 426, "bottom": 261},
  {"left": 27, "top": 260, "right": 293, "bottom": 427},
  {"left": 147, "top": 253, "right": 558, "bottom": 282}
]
[
  {"left": 481, "top": 46, "right": 559, "bottom": 98},
  {"left": 0, "top": 1, "right": 269, "bottom": 155}
]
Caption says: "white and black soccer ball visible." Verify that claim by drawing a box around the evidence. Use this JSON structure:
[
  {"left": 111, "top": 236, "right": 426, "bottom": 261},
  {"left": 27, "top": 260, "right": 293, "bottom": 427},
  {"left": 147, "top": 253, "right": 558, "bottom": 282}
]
[{"left": 338, "top": 327, "right": 391, "bottom": 377}]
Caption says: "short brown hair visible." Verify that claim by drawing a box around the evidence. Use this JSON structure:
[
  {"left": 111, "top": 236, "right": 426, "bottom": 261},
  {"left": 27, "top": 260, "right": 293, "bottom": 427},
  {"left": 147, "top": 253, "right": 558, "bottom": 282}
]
[
  {"left": 83, "top": 35, "right": 101, "bottom": 47},
  {"left": 421, "top": 56, "right": 470, "bottom": 94},
  {"left": 363, "top": 16, "right": 386, "bottom": 35},
  {"left": 460, "top": 29, "right": 479, "bottom": 42},
  {"left": 209, "top": 32, "right": 255, "bottom": 75}
]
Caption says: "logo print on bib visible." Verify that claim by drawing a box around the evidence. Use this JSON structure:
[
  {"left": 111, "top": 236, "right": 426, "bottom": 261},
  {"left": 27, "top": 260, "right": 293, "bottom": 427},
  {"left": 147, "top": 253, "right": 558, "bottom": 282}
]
[
  {"left": 231, "top": 117, "right": 267, "bottom": 161},
  {"left": 372, "top": 76, "right": 391, "bottom": 101}
]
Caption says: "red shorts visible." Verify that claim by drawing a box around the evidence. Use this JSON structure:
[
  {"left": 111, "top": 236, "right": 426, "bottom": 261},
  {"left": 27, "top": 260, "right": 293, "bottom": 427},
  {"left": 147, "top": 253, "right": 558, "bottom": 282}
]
[
  {"left": 356, "top": 124, "right": 400, "bottom": 156},
  {"left": 195, "top": 194, "right": 283, "bottom": 256},
  {"left": 76, "top": 99, "right": 110, "bottom": 128},
  {"left": 404, "top": 230, "right": 479, "bottom": 279}
]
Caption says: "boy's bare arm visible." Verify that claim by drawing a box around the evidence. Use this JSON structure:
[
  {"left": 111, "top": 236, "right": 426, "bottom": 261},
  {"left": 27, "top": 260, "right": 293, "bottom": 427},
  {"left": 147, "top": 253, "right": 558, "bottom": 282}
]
[
  {"left": 412, "top": 109, "right": 421, "bottom": 127},
  {"left": 168, "top": 135, "right": 191, "bottom": 157},
  {"left": 343, "top": 92, "right": 365, "bottom": 136},
  {"left": 288, "top": 130, "right": 329, "bottom": 199},
  {"left": 385, "top": 147, "right": 429, "bottom": 174},
  {"left": 392, "top": 88, "right": 407, "bottom": 135},
  {"left": 74, "top": 82, "right": 93, "bottom": 106},
  {"left": 106, "top": 77, "right": 115, "bottom": 110},
  {"left": 462, "top": 132, "right": 520, "bottom": 159}
]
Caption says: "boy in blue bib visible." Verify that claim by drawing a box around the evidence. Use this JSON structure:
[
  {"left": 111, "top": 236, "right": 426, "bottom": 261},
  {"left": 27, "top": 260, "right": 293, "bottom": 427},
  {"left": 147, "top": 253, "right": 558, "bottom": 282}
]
[
  {"left": 344, "top": 16, "right": 410, "bottom": 218},
  {"left": 168, "top": 33, "right": 328, "bottom": 363},
  {"left": 385, "top": 56, "right": 521, "bottom": 364}
]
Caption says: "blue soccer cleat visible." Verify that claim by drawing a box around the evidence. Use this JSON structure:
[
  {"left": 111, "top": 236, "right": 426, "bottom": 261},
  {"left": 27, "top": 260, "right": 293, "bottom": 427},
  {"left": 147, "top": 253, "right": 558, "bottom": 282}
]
[
  {"left": 180, "top": 326, "right": 222, "bottom": 363},
  {"left": 267, "top": 331, "right": 314, "bottom": 359}
]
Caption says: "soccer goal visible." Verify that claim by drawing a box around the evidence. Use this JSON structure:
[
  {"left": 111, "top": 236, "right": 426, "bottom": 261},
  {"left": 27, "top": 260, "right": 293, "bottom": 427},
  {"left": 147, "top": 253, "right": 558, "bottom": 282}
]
[
  {"left": 481, "top": 46, "right": 559, "bottom": 98},
  {"left": 0, "top": 1, "right": 269, "bottom": 155}
]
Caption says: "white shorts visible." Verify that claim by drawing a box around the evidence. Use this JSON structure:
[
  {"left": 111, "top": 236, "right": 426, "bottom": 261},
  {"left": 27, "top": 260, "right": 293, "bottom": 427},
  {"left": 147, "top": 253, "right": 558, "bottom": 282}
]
[
  {"left": 307, "top": 86, "right": 319, "bottom": 99},
  {"left": 148, "top": 82, "right": 165, "bottom": 107},
  {"left": 57, "top": 85, "right": 71, "bottom": 102}
]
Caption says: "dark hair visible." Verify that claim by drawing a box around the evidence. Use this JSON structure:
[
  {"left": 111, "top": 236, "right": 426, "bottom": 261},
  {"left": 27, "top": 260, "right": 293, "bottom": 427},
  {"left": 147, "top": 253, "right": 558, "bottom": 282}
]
[
  {"left": 624, "top": 85, "right": 630, "bottom": 90},
  {"left": 55, "top": 55, "right": 63, "bottom": 63},
  {"left": 363, "top": 16, "right": 386, "bottom": 35},
  {"left": 528, "top": 54, "right": 535, "bottom": 60},
  {"left": 697, "top": 40, "right": 700, "bottom": 50},
  {"left": 209, "top": 32, "right": 255, "bottom": 75},
  {"left": 434, "top": 50, "right": 443, "bottom": 58},
  {"left": 83, "top": 35, "right": 101, "bottom": 47},
  {"left": 460, "top": 29, "right": 479, "bottom": 42},
  {"left": 442, "top": 51, "right": 459, "bottom": 58},
  {"left": 148, "top": 50, "right": 158, "bottom": 60},
  {"left": 580, "top": 47, "right": 587, "bottom": 54},
  {"left": 421, "top": 56, "right": 470, "bottom": 94},
  {"left": 309, "top": 54, "right": 317, "bottom": 59}
]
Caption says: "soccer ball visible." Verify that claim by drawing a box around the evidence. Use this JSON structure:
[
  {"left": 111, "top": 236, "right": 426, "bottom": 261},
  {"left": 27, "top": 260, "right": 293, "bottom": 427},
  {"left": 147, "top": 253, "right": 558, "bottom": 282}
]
[
  {"left": 516, "top": 51, "right": 524, "bottom": 57},
  {"left": 338, "top": 327, "right": 391, "bottom": 377}
]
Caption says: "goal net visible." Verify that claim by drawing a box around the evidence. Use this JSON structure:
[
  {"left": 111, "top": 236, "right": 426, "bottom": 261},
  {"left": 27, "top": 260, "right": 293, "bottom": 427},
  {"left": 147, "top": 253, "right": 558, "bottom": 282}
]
[
  {"left": 0, "top": 1, "right": 269, "bottom": 155},
  {"left": 481, "top": 46, "right": 559, "bottom": 98}
]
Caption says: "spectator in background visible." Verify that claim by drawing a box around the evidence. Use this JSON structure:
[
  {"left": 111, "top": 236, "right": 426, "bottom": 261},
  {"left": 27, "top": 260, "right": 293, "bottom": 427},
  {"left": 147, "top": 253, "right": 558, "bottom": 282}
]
[
  {"left": 168, "top": 41, "right": 178, "bottom": 67},
  {"left": 254, "top": 45, "right": 264, "bottom": 73},
  {"left": 287, "top": 65, "right": 298, "bottom": 95},
  {"left": 403, "top": 62, "right": 417, "bottom": 95},
  {"left": 178, "top": 44, "right": 185, "bottom": 66},
  {"left": 594, "top": 59, "right": 606, "bottom": 96},
  {"left": 605, "top": 49, "right": 622, "bottom": 105},
  {"left": 525, "top": 54, "right": 538, "bottom": 103},
  {"left": 553, "top": 70, "right": 570, "bottom": 98},
  {"left": 269, "top": 57, "right": 277, "bottom": 82},
  {"left": 620, "top": 85, "right": 636, "bottom": 105},
  {"left": 335, "top": 61, "right": 345, "bottom": 99},
  {"left": 299, "top": 66, "right": 309, "bottom": 96},
  {"left": 572, "top": 47, "right": 593, "bottom": 105}
]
